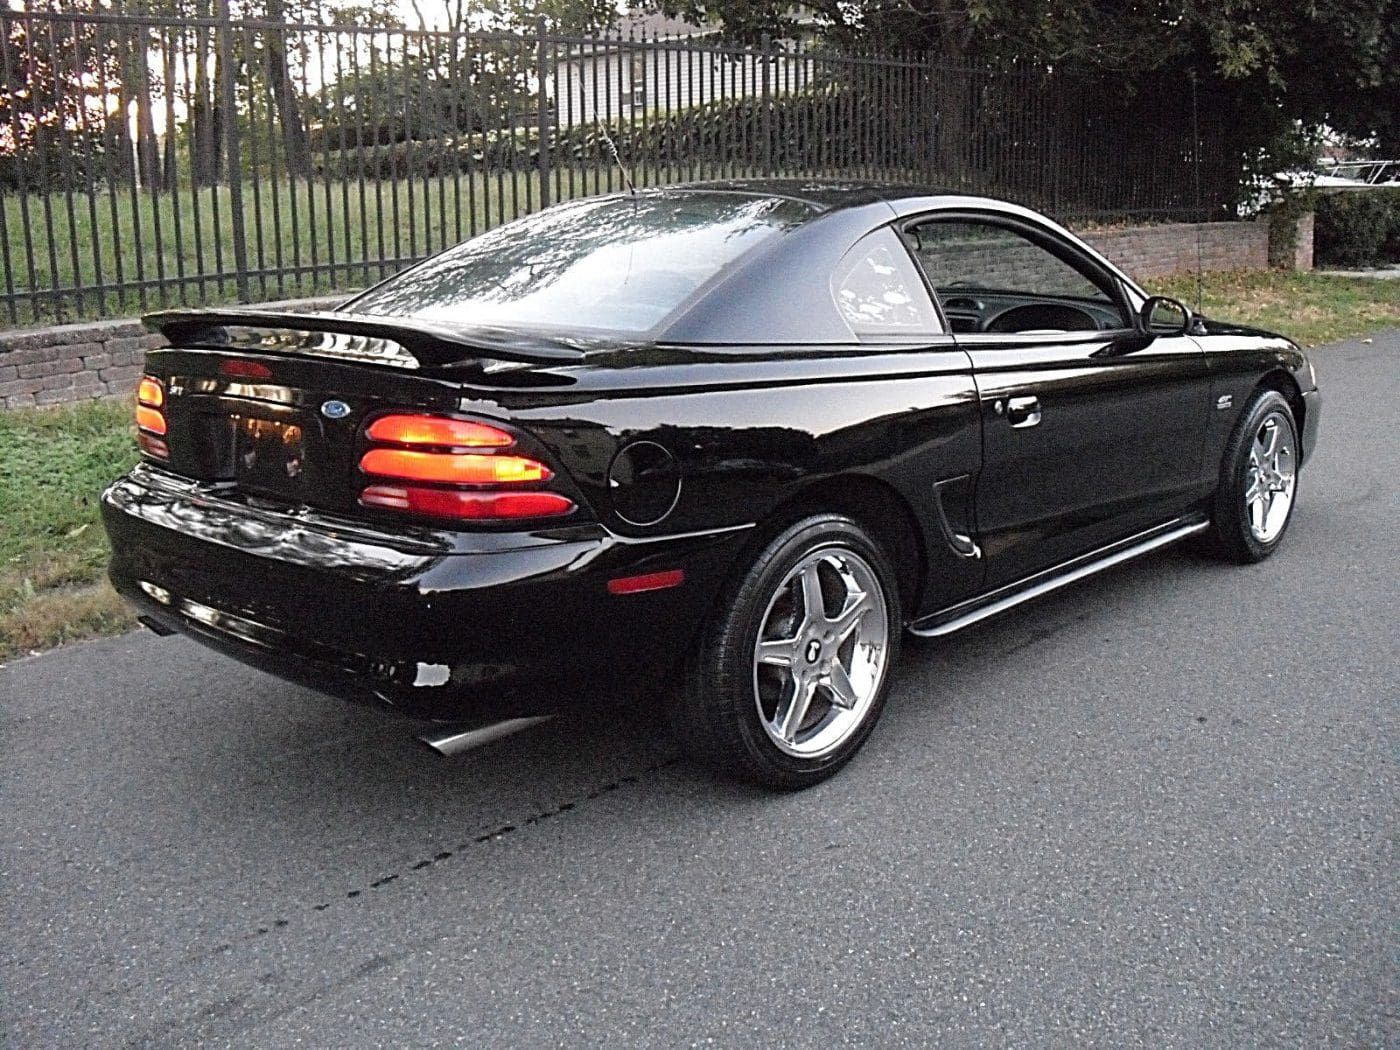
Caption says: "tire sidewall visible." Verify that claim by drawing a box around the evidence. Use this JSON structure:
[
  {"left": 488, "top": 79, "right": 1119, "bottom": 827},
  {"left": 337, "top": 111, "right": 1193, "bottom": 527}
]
[
  {"left": 721, "top": 514, "right": 902, "bottom": 786},
  {"left": 1216, "top": 390, "right": 1298, "bottom": 562}
]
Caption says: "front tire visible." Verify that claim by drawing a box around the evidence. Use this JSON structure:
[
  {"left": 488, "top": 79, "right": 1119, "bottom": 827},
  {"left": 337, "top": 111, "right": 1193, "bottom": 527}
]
[
  {"left": 670, "top": 513, "right": 901, "bottom": 789},
  {"left": 1205, "top": 388, "right": 1300, "bottom": 563}
]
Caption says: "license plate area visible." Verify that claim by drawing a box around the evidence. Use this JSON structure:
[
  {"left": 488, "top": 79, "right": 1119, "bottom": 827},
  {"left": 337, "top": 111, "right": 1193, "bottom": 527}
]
[{"left": 232, "top": 412, "right": 306, "bottom": 501}]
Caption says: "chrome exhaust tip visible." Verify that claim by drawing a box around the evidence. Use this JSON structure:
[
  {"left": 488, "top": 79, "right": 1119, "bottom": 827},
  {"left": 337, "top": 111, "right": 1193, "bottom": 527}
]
[{"left": 418, "top": 716, "right": 554, "bottom": 757}]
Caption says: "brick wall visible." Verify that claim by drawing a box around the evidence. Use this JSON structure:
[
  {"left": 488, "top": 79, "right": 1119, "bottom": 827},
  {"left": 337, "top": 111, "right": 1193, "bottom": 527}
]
[
  {"left": 0, "top": 217, "right": 1310, "bottom": 412},
  {"left": 0, "top": 295, "right": 344, "bottom": 411},
  {"left": 1078, "top": 219, "right": 1272, "bottom": 282},
  {"left": 0, "top": 318, "right": 163, "bottom": 410}
]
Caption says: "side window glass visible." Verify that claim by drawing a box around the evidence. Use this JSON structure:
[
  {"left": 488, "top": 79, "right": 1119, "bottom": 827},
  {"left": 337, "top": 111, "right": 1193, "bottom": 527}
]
[
  {"left": 905, "top": 220, "right": 1128, "bottom": 333},
  {"left": 831, "top": 227, "right": 942, "bottom": 340}
]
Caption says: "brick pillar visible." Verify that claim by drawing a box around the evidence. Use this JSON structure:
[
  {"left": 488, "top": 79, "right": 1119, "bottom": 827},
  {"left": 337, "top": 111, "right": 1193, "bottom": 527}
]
[
  {"left": 1268, "top": 207, "right": 1315, "bottom": 270},
  {"left": 1293, "top": 211, "right": 1314, "bottom": 271}
]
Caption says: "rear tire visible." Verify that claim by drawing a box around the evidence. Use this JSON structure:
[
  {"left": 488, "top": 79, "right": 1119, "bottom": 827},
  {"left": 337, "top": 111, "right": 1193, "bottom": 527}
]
[
  {"left": 1204, "top": 389, "right": 1300, "bottom": 563},
  {"left": 669, "top": 513, "right": 901, "bottom": 789}
]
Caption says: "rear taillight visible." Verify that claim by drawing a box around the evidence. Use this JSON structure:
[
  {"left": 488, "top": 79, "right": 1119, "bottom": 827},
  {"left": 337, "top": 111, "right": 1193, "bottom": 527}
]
[
  {"left": 366, "top": 415, "right": 513, "bottom": 448},
  {"left": 360, "top": 449, "right": 551, "bottom": 485},
  {"left": 358, "top": 413, "right": 573, "bottom": 523},
  {"left": 135, "top": 376, "right": 169, "bottom": 459},
  {"left": 360, "top": 486, "right": 574, "bottom": 520}
]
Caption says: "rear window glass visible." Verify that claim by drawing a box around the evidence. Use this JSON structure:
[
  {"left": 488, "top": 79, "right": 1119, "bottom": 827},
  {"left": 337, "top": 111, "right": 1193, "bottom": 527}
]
[{"left": 348, "top": 193, "right": 818, "bottom": 335}]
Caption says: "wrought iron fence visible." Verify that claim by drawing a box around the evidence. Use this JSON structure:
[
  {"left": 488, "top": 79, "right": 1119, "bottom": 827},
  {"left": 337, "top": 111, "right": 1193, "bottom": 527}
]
[{"left": 0, "top": 9, "right": 1238, "bottom": 326}]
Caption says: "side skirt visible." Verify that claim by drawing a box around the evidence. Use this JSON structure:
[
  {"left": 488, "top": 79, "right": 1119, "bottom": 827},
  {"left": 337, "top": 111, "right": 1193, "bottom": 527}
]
[{"left": 907, "top": 515, "right": 1210, "bottom": 639}]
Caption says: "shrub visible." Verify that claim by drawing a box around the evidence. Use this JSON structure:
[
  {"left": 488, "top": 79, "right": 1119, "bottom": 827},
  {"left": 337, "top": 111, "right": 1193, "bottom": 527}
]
[
  {"left": 1313, "top": 188, "right": 1400, "bottom": 267},
  {"left": 314, "top": 89, "right": 913, "bottom": 182}
]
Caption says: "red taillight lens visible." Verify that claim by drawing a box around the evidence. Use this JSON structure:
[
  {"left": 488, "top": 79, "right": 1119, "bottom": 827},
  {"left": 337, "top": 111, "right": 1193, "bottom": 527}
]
[
  {"left": 135, "top": 405, "right": 167, "bottom": 435},
  {"left": 358, "top": 413, "right": 572, "bottom": 523},
  {"left": 137, "top": 433, "right": 169, "bottom": 459},
  {"left": 137, "top": 376, "right": 164, "bottom": 408},
  {"left": 360, "top": 448, "right": 551, "bottom": 485},
  {"left": 366, "top": 414, "right": 514, "bottom": 449},
  {"left": 359, "top": 485, "right": 574, "bottom": 520},
  {"left": 135, "top": 377, "right": 168, "bottom": 453}
]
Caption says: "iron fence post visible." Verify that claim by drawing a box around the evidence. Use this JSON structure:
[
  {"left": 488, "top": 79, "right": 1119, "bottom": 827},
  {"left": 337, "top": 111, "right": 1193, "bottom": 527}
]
[
  {"left": 760, "top": 34, "right": 773, "bottom": 177},
  {"left": 536, "top": 16, "right": 551, "bottom": 208},
  {"left": 0, "top": 10, "right": 1237, "bottom": 325},
  {"left": 218, "top": 1, "right": 250, "bottom": 303}
]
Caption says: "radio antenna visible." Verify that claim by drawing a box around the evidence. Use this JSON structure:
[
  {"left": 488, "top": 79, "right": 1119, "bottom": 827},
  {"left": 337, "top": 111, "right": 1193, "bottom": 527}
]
[
  {"left": 1190, "top": 71, "right": 1204, "bottom": 315},
  {"left": 597, "top": 121, "right": 637, "bottom": 197}
]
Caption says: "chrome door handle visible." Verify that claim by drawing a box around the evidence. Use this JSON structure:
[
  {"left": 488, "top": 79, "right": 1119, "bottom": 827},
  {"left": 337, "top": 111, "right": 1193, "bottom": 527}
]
[{"left": 1006, "top": 396, "right": 1042, "bottom": 428}]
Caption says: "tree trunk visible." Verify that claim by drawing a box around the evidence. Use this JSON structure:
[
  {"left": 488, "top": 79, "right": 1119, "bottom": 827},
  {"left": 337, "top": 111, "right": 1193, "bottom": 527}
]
[
  {"left": 108, "top": 74, "right": 134, "bottom": 179},
  {"left": 130, "top": 29, "right": 164, "bottom": 191},
  {"left": 162, "top": 45, "right": 179, "bottom": 189},
  {"left": 928, "top": 0, "right": 974, "bottom": 185},
  {"left": 191, "top": 27, "right": 221, "bottom": 185},
  {"left": 262, "top": 0, "right": 312, "bottom": 178}
]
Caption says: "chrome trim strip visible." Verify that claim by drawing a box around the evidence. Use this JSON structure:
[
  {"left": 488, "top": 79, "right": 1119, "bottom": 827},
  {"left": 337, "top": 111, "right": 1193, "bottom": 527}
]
[
  {"left": 908, "top": 517, "right": 1209, "bottom": 638},
  {"left": 609, "top": 521, "right": 756, "bottom": 545}
]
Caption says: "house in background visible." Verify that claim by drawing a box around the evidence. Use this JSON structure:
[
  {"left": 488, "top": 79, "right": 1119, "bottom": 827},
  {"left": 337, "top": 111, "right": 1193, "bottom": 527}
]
[{"left": 552, "top": 9, "right": 820, "bottom": 127}]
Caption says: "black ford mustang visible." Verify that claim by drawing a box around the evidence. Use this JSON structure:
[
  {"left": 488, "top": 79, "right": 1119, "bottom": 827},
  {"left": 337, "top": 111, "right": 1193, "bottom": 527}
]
[{"left": 102, "top": 182, "right": 1321, "bottom": 788}]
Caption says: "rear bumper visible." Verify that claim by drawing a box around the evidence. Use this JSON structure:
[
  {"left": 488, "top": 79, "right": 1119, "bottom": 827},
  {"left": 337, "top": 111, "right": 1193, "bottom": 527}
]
[{"left": 102, "top": 465, "right": 749, "bottom": 720}]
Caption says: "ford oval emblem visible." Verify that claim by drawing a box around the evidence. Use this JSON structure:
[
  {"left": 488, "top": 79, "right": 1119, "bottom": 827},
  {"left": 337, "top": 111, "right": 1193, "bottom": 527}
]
[{"left": 320, "top": 399, "right": 351, "bottom": 420}]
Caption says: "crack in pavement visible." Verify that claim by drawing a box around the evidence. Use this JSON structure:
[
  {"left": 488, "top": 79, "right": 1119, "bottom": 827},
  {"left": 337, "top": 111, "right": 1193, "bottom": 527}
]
[{"left": 218, "top": 754, "right": 682, "bottom": 948}]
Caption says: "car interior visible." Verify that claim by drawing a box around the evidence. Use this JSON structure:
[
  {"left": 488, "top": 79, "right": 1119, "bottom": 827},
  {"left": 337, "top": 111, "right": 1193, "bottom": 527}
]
[{"left": 903, "top": 219, "right": 1130, "bottom": 334}]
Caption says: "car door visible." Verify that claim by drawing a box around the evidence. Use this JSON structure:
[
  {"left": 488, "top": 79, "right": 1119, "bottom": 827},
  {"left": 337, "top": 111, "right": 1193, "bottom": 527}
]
[
  {"left": 824, "top": 225, "right": 986, "bottom": 615},
  {"left": 903, "top": 213, "right": 1212, "bottom": 589}
]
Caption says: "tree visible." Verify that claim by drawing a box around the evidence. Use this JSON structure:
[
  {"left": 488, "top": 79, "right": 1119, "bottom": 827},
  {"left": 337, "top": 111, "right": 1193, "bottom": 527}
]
[
  {"left": 257, "top": 0, "right": 313, "bottom": 177},
  {"left": 0, "top": 0, "right": 130, "bottom": 189},
  {"left": 648, "top": 0, "right": 1399, "bottom": 166}
]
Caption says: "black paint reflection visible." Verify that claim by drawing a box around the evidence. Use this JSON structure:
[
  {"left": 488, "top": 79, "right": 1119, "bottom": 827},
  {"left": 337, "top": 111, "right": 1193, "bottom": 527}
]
[
  {"left": 347, "top": 192, "right": 818, "bottom": 335},
  {"left": 105, "top": 473, "right": 433, "bottom": 585}
]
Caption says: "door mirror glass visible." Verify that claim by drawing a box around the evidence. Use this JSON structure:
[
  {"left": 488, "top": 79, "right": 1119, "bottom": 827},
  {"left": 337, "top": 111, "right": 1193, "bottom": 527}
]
[{"left": 1141, "top": 296, "right": 1191, "bottom": 335}]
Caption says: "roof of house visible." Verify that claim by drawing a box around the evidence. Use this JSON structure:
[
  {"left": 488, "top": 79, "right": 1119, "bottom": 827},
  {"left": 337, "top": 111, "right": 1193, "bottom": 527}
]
[{"left": 613, "top": 10, "right": 715, "bottom": 39}]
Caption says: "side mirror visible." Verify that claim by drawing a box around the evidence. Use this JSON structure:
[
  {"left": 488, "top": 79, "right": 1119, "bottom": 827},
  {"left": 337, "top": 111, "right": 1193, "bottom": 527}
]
[{"left": 1140, "top": 296, "right": 1192, "bottom": 336}]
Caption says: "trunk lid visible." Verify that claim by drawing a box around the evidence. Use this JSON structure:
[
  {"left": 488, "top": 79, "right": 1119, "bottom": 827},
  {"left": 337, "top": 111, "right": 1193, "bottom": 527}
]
[{"left": 138, "top": 309, "right": 589, "bottom": 521}]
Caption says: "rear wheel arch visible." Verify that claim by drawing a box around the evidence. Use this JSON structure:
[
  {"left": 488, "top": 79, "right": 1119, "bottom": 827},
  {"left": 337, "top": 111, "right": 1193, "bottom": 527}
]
[
  {"left": 759, "top": 474, "right": 927, "bottom": 617},
  {"left": 673, "top": 474, "right": 925, "bottom": 686}
]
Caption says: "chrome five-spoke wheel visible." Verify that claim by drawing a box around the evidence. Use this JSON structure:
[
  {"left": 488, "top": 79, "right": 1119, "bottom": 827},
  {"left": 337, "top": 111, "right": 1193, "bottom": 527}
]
[
  {"left": 1207, "top": 388, "right": 1300, "bottom": 563},
  {"left": 670, "top": 513, "right": 901, "bottom": 788},
  {"left": 1245, "top": 410, "right": 1296, "bottom": 543},
  {"left": 752, "top": 547, "right": 890, "bottom": 758}
]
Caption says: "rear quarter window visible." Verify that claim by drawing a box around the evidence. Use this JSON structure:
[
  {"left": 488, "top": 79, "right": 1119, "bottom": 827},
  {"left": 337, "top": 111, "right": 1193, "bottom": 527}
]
[{"left": 831, "top": 227, "right": 942, "bottom": 340}]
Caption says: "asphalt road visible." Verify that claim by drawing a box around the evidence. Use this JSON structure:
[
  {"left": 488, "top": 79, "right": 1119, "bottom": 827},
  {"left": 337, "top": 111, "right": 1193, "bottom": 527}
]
[{"left": 4, "top": 334, "right": 1397, "bottom": 1049}]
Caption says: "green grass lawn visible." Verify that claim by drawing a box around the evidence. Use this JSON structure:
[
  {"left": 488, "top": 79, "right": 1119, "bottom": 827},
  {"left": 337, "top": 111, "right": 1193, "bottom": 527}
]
[
  {"left": 0, "top": 164, "right": 747, "bottom": 325},
  {"left": 1154, "top": 269, "right": 1400, "bottom": 348},
  {"left": 0, "top": 268, "right": 1394, "bottom": 662},
  {"left": 0, "top": 400, "right": 138, "bottom": 661}
]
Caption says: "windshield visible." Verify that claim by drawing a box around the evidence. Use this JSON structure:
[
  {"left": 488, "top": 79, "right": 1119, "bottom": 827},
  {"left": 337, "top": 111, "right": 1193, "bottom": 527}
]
[{"left": 347, "top": 192, "right": 819, "bottom": 335}]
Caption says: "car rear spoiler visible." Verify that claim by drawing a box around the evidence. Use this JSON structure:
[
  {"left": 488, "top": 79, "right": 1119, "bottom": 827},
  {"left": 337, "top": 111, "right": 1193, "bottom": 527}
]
[{"left": 144, "top": 308, "right": 588, "bottom": 367}]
